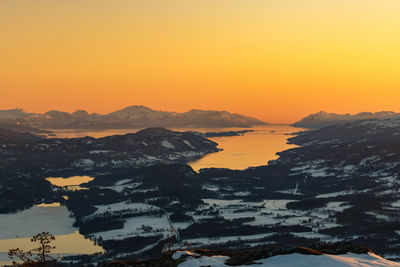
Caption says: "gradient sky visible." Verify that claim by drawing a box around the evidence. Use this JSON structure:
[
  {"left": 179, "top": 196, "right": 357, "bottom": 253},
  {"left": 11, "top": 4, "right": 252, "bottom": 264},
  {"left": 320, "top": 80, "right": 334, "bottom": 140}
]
[{"left": 1, "top": 0, "right": 400, "bottom": 123}]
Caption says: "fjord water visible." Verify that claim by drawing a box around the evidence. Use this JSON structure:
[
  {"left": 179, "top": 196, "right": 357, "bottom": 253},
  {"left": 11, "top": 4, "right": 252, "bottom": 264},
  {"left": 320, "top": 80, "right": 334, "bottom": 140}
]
[
  {"left": 189, "top": 125, "right": 303, "bottom": 171},
  {"left": 48, "top": 125, "right": 304, "bottom": 171}
]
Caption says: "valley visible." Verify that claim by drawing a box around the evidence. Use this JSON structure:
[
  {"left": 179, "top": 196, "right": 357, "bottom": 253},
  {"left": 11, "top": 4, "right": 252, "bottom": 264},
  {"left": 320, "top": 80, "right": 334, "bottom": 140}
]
[{"left": 2, "top": 117, "right": 400, "bottom": 265}]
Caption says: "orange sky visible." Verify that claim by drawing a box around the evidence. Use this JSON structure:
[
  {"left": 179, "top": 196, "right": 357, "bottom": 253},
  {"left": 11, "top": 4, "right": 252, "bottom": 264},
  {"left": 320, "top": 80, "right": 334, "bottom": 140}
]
[{"left": 1, "top": 0, "right": 400, "bottom": 124}]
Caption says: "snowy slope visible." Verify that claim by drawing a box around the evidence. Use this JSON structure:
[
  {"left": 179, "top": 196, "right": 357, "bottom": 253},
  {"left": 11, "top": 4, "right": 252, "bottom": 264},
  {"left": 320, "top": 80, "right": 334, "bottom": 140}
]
[
  {"left": 293, "top": 111, "right": 399, "bottom": 129},
  {"left": 174, "top": 251, "right": 400, "bottom": 267}
]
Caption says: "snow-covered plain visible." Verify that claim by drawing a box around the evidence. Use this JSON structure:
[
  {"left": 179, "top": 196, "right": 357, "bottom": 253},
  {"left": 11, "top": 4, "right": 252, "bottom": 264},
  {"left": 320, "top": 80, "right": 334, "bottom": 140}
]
[
  {"left": 90, "top": 215, "right": 171, "bottom": 241},
  {"left": 90, "top": 201, "right": 158, "bottom": 217},
  {"left": 189, "top": 197, "right": 345, "bottom": 243}
]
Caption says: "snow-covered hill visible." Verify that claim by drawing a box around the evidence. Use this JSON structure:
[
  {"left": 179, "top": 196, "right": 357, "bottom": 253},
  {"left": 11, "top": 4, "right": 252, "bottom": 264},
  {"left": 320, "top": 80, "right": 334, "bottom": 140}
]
[
  {"left": 293, "top": 111, "right": 399, "bottom": 129},
  {"left": 0, "top": 127, "right": 219, "bottom": 170},
  {"left": 103, "top": 244, "right": 400, "bottom": 266},
  {"left": 174, "top": 250, "right": 400, "bottom": 267}
]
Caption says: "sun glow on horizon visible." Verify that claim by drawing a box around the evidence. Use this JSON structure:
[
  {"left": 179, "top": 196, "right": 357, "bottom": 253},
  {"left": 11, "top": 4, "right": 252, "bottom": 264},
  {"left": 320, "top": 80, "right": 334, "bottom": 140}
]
[{"left": 1, "top": 0, "right": 400, "bottom": 123}]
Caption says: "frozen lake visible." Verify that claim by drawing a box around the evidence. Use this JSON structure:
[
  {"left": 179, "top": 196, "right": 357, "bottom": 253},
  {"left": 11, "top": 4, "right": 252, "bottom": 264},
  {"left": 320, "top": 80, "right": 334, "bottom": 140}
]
[
  {"left": 0, "top": 176, "right": 103, "bottom": 265},
  {"left": 0, "top": 203, "right": 104, "bottom": 265}
]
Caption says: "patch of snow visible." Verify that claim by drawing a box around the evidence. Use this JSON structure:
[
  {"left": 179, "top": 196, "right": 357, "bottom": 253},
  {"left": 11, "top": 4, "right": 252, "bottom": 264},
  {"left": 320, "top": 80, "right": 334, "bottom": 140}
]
[
  {"left": 161, "top": 140, "right": 175, "bottom": 149},
  {"left": 178, "top": 233, "right": 275, "bottom": 249},
  {"left": 233, "top": 191, "right": 251, "bottom": 197},
  {"left": 114, "top": 178, "right": 133, "bottom": 186},
  {"left": 359, "top": 156, "right": 381, "bottom": 166},
  {"left": 291, "top": 232, "right": 330, "bottom": 239},
  {"left": 202, "top": 184, "right": 220, "bottom": 192},
  {"left": 90, "top": 202, "right": 159, "bottom": 217},
  {"left": 173, "top": 250, "right": 200, "bottom": 260},
  {"left": 365, "top": 211, "right": 391, "bottom": 221},
  {"left": 90, "top": 215, "right": 170, "bottom": 240},
  {"left": 89, "top": 150, "right": 112, "bottom": 154},
  {"left": 343, "top": 165, "right": 356, "bottom": 172},
  {"left": 325, "top": 202, "right": 352, "bottom": 212},
  {"left": 316, "top": 191, "right": 353, "bottom": 199},
  {"left": 178, "top": 254, "right": 229, "bottom": 266},
  {"left": 391, "top": 200, "right": 400, "bottom": 208},
  {"left": 183, "top": 140, "right": 195, "bottom": 149}
]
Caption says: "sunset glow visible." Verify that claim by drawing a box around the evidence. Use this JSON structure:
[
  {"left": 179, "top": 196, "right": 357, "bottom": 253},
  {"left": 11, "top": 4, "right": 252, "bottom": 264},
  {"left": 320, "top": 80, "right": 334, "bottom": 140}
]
[{"left": 2, "top": 0, "right": 400, "bottom": 123}]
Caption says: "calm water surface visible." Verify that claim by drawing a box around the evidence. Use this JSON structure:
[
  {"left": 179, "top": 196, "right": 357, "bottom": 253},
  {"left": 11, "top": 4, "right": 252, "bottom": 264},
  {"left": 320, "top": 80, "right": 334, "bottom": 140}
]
[
  {"left": 48, "top": 125, "right": 305, "bottom": 171},
  {"left": 46, "top": 175, "right": 94, "bottom": 191},
  {"left": 190, "top": 125, "right": 303, "bottom": 171}
]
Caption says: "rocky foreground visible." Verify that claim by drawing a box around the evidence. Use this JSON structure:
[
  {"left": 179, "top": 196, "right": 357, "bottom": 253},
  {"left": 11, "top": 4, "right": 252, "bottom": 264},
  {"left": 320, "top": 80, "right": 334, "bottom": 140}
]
[{"left": 103, "top": 243, "right": 398, "bottom": 267}]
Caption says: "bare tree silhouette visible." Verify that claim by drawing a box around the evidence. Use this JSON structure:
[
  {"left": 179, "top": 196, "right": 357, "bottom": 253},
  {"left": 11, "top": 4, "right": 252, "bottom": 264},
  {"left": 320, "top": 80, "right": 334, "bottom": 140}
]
[{"left": 8, "top": 232, "right": 56, "bottom": 267}]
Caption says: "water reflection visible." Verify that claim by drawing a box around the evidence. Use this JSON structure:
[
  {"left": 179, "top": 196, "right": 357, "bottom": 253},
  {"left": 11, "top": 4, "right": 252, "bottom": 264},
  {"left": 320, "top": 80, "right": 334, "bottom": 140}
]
[
  {"left": 0, "top": 231, "right": 103, "bottom": 255},
  {"left": 45, "top": 176, "right": 94, "bottom": 191},
  {"left": 0, "top": 231, "right": 103, "bottom": 265},
  {"left": 189, "top": 125, "right": 304, "bottom": 171},
  {"left": 47, "top": 128, "right": 139, "bottom": 139},
  {"left": 36, "top": 202, "right": 61, "bottom": 207},
  {"left": 0, "top": 203, "right": 104, "bottom": 265}
]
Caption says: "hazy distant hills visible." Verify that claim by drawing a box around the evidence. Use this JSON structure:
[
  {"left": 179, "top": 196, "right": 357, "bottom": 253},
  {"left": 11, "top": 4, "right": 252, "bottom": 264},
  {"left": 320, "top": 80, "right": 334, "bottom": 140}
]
[
  {"left": 293, "top": 111, "right": 400, "bottom": 129},
  {"left": 0, "top": 106, "right": 267, "bottom": 130}
]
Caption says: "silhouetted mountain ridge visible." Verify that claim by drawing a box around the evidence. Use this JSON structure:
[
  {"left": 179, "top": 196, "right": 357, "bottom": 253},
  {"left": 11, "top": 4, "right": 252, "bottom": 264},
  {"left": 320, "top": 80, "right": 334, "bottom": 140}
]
[
  {"left": 293, "top": 110, "right": 400, "bottom": 129},
  {"left": 0, "top": 106, "right": 267, "bottom": 129}
]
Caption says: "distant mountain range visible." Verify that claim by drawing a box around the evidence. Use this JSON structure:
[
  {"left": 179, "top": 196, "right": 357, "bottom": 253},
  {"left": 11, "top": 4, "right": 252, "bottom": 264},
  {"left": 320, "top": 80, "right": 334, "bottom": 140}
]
[
  {"left": 292, "top": 111, "right": 400, "bottom": 129},
  {"left": 0, "top": 106, "right": 267, "bottom": 130}
]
